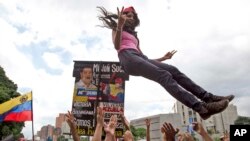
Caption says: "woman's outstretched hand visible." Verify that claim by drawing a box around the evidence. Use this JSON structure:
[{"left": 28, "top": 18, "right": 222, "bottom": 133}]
[
  {"left": 117, "top": 7, "right": 126, "bottom": 29},
  {"left": 163, "top": 50, "right": 177, "bottom": 60},
  {"left": 155, "top": 50, "right": 177, "bottom": 62}
]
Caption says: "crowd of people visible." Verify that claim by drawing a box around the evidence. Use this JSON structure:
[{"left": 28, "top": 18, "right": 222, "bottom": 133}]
[{"left": 65, "top": 106, "right": 230, "bottom": 141}]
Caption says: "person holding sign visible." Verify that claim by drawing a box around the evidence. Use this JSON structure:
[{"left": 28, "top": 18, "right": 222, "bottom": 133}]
[{"left": 97, "top": 6, "right": 234, "bottom": 120}]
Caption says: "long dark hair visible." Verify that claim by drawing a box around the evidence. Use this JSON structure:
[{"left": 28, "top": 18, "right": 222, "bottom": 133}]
[
  {"left": 97, "top": 6, "right": 142, "bottom": 52},
  {"left": 97, "top": 6, "right": 140, "bottom": 37}
]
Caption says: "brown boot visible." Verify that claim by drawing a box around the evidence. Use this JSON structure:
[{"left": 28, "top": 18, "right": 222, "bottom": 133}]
[
  {"left": 199, "top": 99, "right": 229, "bottom": 120},
  {"left": 203, "top": 93, "right": 234, "bottom": 103}
]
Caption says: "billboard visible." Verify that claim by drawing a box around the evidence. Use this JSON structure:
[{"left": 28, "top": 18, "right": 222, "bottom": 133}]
[{"left": 72, "top": 61, "right": 129, "bottom": 137}]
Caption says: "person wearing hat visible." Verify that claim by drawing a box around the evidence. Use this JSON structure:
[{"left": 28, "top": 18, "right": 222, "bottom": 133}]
[{"left": 97, "top": 6, "right": 234, "bottom": 120}]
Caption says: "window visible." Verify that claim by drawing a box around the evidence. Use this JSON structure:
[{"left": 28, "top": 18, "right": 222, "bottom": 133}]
[{"left": 188, "top": 111, "right": 192, "bottom": 116}]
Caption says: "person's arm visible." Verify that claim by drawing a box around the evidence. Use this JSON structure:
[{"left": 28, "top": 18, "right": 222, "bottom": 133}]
[
  {"left": 112, "top": 28, "right": 122, "bottom": 50},
  {"left": 121, "top": 115, "right": 130, "bottom": 131},
  {"left": 65, "top": 111, "right": 80, "bottom": 141},
  {"left": 183, "top": 132, "right": 195, "bottom": 141},
  {"left": 155, "top": 50, "right": 177, "bottom": 62},
  {"left": 223, "top": 131, "right": 230, "bottom": 141},
  {"left": 193, "top": 122, "right": 213, "bottom": 141},
  {"left": 104, "top": 115, "right": 117, "bottom": 141},
  {"left": 112, "top": 7, "right": 126, "bottom": 50},
  {"left": 92, "top": 107, "right": 104, "bottom": 141},
  {"left": 123, "top": 130, "right": 134, "bottom": 141},
  {"left": 145, "top": 118, "right": 151, "bottom": 141}
]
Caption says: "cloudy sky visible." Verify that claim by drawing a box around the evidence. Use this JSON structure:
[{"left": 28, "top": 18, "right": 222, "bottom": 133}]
[{"left": 1, "top": 0, "right": 250, "bottom": 139}]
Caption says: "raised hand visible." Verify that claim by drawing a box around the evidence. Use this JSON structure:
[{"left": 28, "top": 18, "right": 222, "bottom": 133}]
[
  {"left": 162, "top": 50, "right": 177, "bottom": 60},
  {"left": 123, "top": 130, "right": 134, "bottom": 141},
  {"left": 155, "top": 50, "right": 177, "bottom": 62},
  {"left": 96, "top": 106, "right": 104, "bottom": 126},
  {"left": 145, "top": 118, "right": 151, "bottom": 128},
  {"left": 121, "top": 115, "right": 130, "bottom": 131},
  {"left": 117, "top": 7, "right": 126, "bottom": 29},
  {"left": 192, "top": 122, "right": 213, "bottom": 141},
  {"left": 104, "top": 115, "right": 117, "bottom": 135},
  {"left": 92, "top": 107, "right": 105, "bottom": 141},
  {"left": 145, "top": 118, "right": 151, "bottom": 141},
  {"left": 192, "top": 122, "right": 206, "bottom": 136},
  {"left": 65, "top": 111, "right": 76, "bottom": 128},
  {"left": 223, "top": 131, "right": 230, "bottom": 141},
  {"left": 161, "top": 122, "right": 179, "bottom": 141},
  {"left": 65, "top": 110, "right": 80, "bottom": 141},
  {"left": 177, "top": 132, "right": 195, "bottom": 141}
]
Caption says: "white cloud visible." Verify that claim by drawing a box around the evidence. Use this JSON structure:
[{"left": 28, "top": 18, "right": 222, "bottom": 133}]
[{"left": 42, "top": 52, "right": 65, "bottom": 70}]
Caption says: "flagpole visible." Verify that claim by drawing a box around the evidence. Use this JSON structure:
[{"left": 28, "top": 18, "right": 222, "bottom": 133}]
[{"left": 31, "top": 91, "right": 35, "bottom": 141}]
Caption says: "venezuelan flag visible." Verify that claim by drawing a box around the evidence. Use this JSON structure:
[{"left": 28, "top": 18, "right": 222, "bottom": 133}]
[{"left": 0, "top": 92, "right": 32, "bottom": 122}]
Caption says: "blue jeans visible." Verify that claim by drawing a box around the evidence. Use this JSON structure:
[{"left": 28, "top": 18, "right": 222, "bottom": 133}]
[{"left": 118, "top": 49, "right": 209, "bottom": 111}]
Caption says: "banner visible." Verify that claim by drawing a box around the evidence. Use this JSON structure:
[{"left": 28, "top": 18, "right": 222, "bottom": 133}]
[{"left": 72, "top": 61, "right": 128, "bottom": 137}]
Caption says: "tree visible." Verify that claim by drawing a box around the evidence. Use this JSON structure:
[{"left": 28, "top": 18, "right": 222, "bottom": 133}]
[
  {"left": 213, "top": 137, "right": 221, "bottom": 141},
  {"left": 234, "top": 116, "right": 250, "bottom": 125},
  {"left": 57, "top": 135, "right": 65, "bottom": 141},
  {"left": 130, "top": 125, "right": 137, "bottom": 137},
  {"left": 129, "top": 125, "right": 146, "bottom": 141},
  {"left": 136, "top": 128, "right": 146, "bottom": 139},
  {"left": 0, "top": 66, "right": 24, "bottom": 140},
  {"left": 80, "top": 136, "right": 89, "bottom": 141}
]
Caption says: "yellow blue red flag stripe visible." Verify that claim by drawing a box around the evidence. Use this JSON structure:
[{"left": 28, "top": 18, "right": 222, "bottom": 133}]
[{"left": 0, "top": 92, "right": 32, "bottom": 122}]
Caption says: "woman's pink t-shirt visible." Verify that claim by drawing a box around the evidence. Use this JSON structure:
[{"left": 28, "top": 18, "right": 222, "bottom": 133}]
[{"left": 118, "top": 31, "right": 139, "bottom": 53}]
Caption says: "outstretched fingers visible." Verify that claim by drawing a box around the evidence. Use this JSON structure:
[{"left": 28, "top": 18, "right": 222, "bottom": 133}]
[
  {"left": 161, "top": 122, "right": 179, "bottom": 141},
  {"left": 110, "top": 115, "right": 118, "bottom": 125},
  {"left": 170, "top": 50, "right": 177, "bottom": 55},
  {"left": 145, "top": 118, "right": 151, "bottom": 127},
  {"left": 117, "top": 6, "right": 124, "bottom": 16},
  {"left": 97, "top": 106, "right": 104, "bottom": 125},
  {"left": 121, "top": 115, "right": 130, "bottom": 130}
]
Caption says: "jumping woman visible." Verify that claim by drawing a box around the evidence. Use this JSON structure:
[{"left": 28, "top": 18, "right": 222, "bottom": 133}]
[{"left": 97, "top": 6, "right": 234, "bottom": 120}]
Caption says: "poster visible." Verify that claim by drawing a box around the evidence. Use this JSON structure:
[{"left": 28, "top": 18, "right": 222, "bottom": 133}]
[{"left": 72, "top": 61, "right": 129, "bottom": 137}]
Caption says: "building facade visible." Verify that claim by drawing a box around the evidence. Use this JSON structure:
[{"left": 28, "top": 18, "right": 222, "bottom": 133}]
[
  {"left": 173, "top": 101, "right": 238, "bottom": 135},
  {"left": 37, "top": 124, "right": 54, "bottom": 141},
  {"left": 213, "top": 104, "right": 238, "bottom": 133},
  {"left": 55, "top": 113, "right": 67, "bottom": 128},
  {"left": 54, "top": 113, "right": 68, "bottom": 141},
  {"left": 130, "top": 113, "right": 182, "bottom": 141}
]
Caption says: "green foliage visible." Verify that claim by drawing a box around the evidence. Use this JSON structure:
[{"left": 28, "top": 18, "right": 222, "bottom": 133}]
[
  {"left": 80, "top": 136, "right": 89, "bottom": 141},
  {"left": 213, "top": 136, "right": 221, "bottom": 141},
  {"left": 57, "top": 135, "right": 65, "bottom": 141},
  {"left": 130, "top": 125, "right": 137, "bottom": 137},
  {"left": 0, "top": 67, "right": 20, "bottom": 103},
  {"left": 129, "top": 125, "right": 146, "bottom": 141},
  {"left": 136, "top": 128, "right": 146, "bottom": 139},
  {"left": 1, "top": 126, "right": 11, "bottom": 135},
  {"left": 0, "top": 66, "right": 24, "bottom": 140},
  {"left": 234, "top": 116, "right": 250, "bottom": 125},
  {"left": 207, "top": 128, "right": 215, "bottom": 135}
]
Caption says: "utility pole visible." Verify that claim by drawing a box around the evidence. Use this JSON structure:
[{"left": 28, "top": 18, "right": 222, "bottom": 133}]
[{"left": 220, "top": 112, "right": 226, "bottom": 133}]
